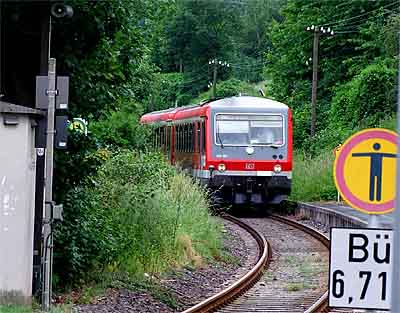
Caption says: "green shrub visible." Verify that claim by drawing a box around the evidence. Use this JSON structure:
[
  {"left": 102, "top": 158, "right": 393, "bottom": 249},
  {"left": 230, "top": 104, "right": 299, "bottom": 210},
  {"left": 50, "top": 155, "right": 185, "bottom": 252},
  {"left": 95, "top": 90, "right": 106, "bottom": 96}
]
[
  {"left": 90, "top": 100, "right": 152, "bottom": 150},
  {"left": 330, "top": 60, "right": 396, "bottom": 129},
  {"left": 191, "top": 78, "right": 259, "bottom": 103},
  {"left": 54, "top": 151, "right": 221, "bottom": 284},
  {"left": 150, "top": 72, "right": 185, "bottom": 111},
  {"left": 291, "top": 150, "right": 337, "bottom": 201}
]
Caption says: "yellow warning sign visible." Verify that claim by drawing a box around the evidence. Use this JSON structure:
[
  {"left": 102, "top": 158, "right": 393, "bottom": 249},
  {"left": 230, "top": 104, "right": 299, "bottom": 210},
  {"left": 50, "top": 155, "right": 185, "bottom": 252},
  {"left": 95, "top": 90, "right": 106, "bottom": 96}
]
[
  {"left": 68, "top": 118, "right": 88, "bottom": 135},
  {"left": 334, "top": 128, "right": 397, "bottom": 214}
]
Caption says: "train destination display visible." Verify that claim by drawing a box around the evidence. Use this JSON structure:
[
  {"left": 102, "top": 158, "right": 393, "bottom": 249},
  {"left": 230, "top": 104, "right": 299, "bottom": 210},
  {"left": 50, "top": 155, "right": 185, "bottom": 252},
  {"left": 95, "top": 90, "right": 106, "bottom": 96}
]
[{"left": 329, "top": 228, "right": 393, "bottom": 310}]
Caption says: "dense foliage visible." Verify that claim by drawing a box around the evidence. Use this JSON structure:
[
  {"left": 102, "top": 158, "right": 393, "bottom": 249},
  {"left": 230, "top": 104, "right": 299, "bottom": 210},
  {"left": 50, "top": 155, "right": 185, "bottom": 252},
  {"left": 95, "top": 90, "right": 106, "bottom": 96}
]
[
  {"left": 265, "top": 0, "right": 398, "bottom": 151},
  {"left": 55, "top": 151, "right": 221, "bottom": 282}
]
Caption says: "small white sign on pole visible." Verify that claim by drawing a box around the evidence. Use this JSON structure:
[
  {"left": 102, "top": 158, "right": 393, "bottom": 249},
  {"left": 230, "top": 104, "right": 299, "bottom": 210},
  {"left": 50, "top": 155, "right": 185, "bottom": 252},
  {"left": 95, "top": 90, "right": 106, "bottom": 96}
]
[{"left": 329, "top": 228, "right": 393, "bottom": 310}]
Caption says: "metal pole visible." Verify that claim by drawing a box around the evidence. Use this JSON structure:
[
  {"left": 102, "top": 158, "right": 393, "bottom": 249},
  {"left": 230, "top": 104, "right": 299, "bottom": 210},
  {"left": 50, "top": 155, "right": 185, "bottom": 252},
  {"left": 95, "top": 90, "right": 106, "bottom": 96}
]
[
  {"left": 311, "top": 30, "right": 319, "bottom": 137},
  {"left": 42, "top": 58, "right": 56, "bottom": 311},
  {"left": 33, "top": 12, "right": 51, "bottom": 299},
  {"left": 0, "top": 1, "right": 3, "bottom": 98},
  {"left": 390, "top": 31, "right": 400, "bottom": 313},
  {"left": 212, "top": 61, "right": 217, "bottom": 99}
]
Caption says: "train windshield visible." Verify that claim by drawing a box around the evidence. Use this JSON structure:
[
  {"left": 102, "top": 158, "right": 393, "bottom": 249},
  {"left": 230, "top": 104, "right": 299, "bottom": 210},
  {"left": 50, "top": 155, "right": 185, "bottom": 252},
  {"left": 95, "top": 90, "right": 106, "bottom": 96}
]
[{"left": 215, "top": 114, "right": 284, "bottom": 146}]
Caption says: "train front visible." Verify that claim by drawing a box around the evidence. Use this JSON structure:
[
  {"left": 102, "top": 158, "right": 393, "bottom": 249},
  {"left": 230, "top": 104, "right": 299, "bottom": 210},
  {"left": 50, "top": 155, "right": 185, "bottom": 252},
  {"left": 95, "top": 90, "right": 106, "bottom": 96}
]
[{"left": 206, "top": 96, "right": 292, "bottom": 205}]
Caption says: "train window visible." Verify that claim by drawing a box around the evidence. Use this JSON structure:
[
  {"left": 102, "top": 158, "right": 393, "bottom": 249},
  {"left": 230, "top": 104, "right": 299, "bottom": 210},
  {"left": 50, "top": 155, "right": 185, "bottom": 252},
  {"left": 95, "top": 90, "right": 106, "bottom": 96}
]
[
  {"left": 215, "top": 114, "right": 284, "bottom": 146},
  {"left": 167, "top": 126, "right": 171, "bottom": 152},
  {"left": 188, "top": 124, "right": 191, "bottom": 152},
  {"left": 183, "top": 124, "right": 186, "bottom": 152},
  {"left": 201, "top": 121, "right": 206, "bottom": 152},
  {"left": 163, "top": 127, "right": 166, "bottom": 146},
  {"left": 178, "top": 125, "right": 181, "bottom": 152},
  {"left": 160, "top": 127, "right": 164, "bottom": 147},
  {"left": 190, "top": 123, "right": 194, "bottom": 152},
  {"left": 186, "top": 124, "right": 189, "bottom": 153},
  {"left": 179, "top": 125, "right": 183, "bottom": 152},
  {"left": 183, "top": 124, "right": 187, "bottom": 152},
  {"left": 175, "top": 126, "right": 178, "bottom": 151},
  {"left": 177, "top": 126, "right": 180, "bottom": 152},
  {"left": 155, "top": 127, "right": 159, "bottom": 147},
  {"left": 196, "top": 122, "right": 200, "bottom": 153},
  {"left": 174, "top": 127, "right": 177, "bottom": 150},
  {"left": 188, "top": 124, "right": 192, "bottom": 152}
]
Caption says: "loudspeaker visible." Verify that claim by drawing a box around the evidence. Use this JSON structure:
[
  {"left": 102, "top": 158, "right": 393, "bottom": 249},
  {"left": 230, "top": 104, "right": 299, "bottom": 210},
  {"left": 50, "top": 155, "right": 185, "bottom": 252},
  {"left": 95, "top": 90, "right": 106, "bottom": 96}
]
[{"left": 51, "top": 3, "right": 74, "bottom": 19}]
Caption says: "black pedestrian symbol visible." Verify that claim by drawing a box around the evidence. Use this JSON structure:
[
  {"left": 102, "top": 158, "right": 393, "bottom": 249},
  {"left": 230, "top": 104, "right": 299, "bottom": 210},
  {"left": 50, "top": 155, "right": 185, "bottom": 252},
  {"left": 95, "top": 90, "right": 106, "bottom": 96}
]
[{"left": 352, "top": 143, "right": 396, "bottom": 201}]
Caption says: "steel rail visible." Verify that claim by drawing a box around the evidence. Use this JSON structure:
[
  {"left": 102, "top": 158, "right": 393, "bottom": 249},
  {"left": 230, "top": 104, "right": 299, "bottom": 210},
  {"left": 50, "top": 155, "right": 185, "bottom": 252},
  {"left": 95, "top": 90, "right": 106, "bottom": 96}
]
[
  {"left": 183, "top": 213, "right": 331, "bottom": 313},
  {"left": 182, "top": 213, "right": 271, "bottom": 313},
  {"left": 270, "top": 214, "right": 330, "bottom": 313}
]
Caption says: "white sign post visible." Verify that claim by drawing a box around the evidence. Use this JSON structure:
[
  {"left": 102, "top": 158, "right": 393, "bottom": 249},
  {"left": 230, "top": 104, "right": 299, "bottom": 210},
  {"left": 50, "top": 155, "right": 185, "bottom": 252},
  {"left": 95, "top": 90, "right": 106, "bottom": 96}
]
[{"left": 329, "top": 228, "right": 393, "bottom": 310}]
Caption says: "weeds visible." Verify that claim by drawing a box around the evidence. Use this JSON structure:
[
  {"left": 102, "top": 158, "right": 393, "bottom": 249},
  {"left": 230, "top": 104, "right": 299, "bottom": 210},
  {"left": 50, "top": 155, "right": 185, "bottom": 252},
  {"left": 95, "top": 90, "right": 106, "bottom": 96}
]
[
  {"left": 285, "top": 282, "right": 311, "bottom": 292},
  {"left": 290, "top": 150, "right": 337, "bottom": 201},
  {"left": 55, "top": 151, "right": 222, "bottom": 285}
]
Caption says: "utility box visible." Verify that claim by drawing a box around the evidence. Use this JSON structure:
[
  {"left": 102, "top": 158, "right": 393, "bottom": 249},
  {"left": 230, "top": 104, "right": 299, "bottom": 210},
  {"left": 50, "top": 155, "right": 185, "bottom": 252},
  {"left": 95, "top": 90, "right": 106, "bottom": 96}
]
[{"left": 0, "top": 101, "right": 44, "bottom": 304}]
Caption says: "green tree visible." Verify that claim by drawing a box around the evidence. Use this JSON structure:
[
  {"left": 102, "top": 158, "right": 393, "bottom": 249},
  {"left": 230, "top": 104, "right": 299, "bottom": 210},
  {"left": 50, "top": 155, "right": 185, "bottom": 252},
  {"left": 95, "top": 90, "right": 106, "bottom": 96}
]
[
  {"left": 54, "top": 0, "right": 157, "bottom": 117},
  {"left": 163, "top": 1, "right": 243, "bottom": 96},
  {"left": 265, "top": 0, "right": 398, "bottom": 147}
]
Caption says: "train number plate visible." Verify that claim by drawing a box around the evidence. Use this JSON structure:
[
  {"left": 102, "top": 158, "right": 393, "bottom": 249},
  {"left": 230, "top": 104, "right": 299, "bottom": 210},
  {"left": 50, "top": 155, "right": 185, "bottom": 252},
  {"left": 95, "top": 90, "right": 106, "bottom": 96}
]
[{"left": 245, "top": 163, "right": 255, "bottom": 170}]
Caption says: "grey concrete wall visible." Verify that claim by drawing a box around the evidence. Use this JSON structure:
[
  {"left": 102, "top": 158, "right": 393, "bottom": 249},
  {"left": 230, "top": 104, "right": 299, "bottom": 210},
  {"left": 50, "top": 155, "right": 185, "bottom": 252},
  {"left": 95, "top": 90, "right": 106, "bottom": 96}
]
[{"left": 0, "top": 114, "right": 36, "bottom": 304}]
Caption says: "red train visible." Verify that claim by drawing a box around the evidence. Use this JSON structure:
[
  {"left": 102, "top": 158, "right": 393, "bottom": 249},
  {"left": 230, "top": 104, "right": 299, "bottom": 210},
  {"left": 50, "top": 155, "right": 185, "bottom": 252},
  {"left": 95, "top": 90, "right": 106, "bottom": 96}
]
[{"left": 140, "top": 96, "right": 292, "bottom": 204}]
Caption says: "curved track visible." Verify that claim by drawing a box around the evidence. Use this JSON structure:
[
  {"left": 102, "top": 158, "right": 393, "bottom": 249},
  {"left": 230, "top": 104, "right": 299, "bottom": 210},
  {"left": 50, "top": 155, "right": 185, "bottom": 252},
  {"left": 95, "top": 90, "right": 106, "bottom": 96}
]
[
  {"left": 183, "top": 213, "right": 330, "bottom": 313},
  {"left": 182, "top": 214, "right": 271, "bottom": 313}
]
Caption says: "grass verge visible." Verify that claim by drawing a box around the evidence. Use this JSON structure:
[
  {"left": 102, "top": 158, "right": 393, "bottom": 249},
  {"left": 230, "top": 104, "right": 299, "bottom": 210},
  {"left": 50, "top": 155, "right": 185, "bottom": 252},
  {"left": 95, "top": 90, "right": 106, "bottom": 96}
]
[{"left": 290, "top": 149, "right": 336, "bottom": 201}]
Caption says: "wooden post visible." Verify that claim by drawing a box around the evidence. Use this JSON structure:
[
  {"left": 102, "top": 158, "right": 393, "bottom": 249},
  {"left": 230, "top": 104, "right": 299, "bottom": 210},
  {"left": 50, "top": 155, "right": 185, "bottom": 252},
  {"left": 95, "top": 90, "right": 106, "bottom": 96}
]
[
  {"left": 311, "top": 29, "right": 320, "bottom": 137},
  {"left": 212, "top": 61, "right": 217, "bottom": 99}
]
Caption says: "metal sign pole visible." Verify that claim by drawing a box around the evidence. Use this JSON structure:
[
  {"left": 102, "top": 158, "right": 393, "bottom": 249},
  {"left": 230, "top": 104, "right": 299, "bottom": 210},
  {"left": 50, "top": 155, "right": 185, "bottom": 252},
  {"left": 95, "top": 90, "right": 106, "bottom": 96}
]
[
  {"left": 390, "top": 32, "right": 400, "bottom": 313},
  {"left": 41, "top": 58, "right": 56, "bottom": 311}
]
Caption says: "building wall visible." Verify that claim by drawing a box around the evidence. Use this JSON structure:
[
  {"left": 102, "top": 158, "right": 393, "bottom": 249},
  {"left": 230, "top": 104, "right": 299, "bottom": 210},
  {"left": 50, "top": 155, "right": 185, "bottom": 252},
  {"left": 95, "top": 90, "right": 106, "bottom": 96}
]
[{"left": 0, "top": 113, "right": 36, "bottom": 304}]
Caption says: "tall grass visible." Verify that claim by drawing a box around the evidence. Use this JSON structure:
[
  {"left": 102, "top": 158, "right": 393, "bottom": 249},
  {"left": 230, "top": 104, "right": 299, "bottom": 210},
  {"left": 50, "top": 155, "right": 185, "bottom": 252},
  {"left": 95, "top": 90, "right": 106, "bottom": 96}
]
[
  {"left": 55, "top": 151, "right": 222, "bottom": 284},
  {"left": 119, "top": 173, "right": 222, "bottom": 274},
  {"left": 290, "top": 150, "right": 337, "bottom": 201}
]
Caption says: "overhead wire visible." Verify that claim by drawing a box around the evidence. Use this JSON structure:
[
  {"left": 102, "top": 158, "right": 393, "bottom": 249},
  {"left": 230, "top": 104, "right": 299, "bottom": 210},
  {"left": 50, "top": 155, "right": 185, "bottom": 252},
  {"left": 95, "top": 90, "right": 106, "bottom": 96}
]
[
  {"left": 320, "top": 1, "right": 398, "bottom": 27},
  {"left": 335, "top": 7, "right": 399, "bottom": 26}
]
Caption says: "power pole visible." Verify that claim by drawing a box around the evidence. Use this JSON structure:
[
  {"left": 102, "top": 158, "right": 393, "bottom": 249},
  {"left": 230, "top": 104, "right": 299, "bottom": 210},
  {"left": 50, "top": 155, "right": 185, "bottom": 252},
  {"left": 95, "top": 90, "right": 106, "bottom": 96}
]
[
  {"left": 212, "top": 61, "right": 217, "bottom": 99},
  {"left": 208, "top": 59, "right": 230, "bottom": 99},
  {"left": 306, "top": 25, "right": 334, "bottom": 137},
  {"left": 310, "top": 30, "right": 319, "bottom": 137}
]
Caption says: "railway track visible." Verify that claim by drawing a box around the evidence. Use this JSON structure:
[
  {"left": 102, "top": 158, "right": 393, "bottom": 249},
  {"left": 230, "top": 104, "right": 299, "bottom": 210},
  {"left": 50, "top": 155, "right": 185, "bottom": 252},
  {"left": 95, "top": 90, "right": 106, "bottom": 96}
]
[{"left": 183, "top": 213, "right": 330, "bottom": 313}]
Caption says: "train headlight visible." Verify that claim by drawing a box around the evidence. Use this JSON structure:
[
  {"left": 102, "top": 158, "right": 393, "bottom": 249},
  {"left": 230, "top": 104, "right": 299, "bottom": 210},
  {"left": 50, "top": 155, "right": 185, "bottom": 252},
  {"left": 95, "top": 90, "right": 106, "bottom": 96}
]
[
  {"left": 274, "top": 164, "right": 282, "bottom": 173},
  {"left": 246, "top": 146, "right": 254, "bottom": 155},
  {"left": 218, "top": 163, "right": 226, "bottom": 172}
]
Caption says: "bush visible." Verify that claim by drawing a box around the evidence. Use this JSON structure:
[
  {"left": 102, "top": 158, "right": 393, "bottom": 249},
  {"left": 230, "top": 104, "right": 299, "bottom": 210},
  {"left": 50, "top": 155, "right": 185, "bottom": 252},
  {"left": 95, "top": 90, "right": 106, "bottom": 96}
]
[
  {"left": 191, "top": 78, "right": 259, "bottom": 103},
  {"left": 54, "top": 151, "right": 221, "bottom": 283},
  {"left": 150, "top": 72, "right": 185, "bottom": 111},
  {"left": 90, "top": 100, "right": 152, "bottom": 150},
  {"left": 330, "top": 60, "right": 396, "bottom": 129},
  {"left": 290, "top": 150, "right": 337, "bottom": 201}
]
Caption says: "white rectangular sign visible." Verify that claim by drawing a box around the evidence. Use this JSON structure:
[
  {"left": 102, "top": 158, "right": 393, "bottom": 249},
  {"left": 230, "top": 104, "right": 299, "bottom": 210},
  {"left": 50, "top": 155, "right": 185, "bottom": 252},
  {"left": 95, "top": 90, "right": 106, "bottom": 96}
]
[{"left": 329, "top": 228, "right": 393, "bottom": 310}]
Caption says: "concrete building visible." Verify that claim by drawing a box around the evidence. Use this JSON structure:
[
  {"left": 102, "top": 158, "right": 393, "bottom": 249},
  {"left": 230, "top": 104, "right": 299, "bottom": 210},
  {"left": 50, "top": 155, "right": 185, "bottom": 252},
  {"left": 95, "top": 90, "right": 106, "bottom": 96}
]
[{"left": 0, "top": 101, "right": 44, "bottom": 304}]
